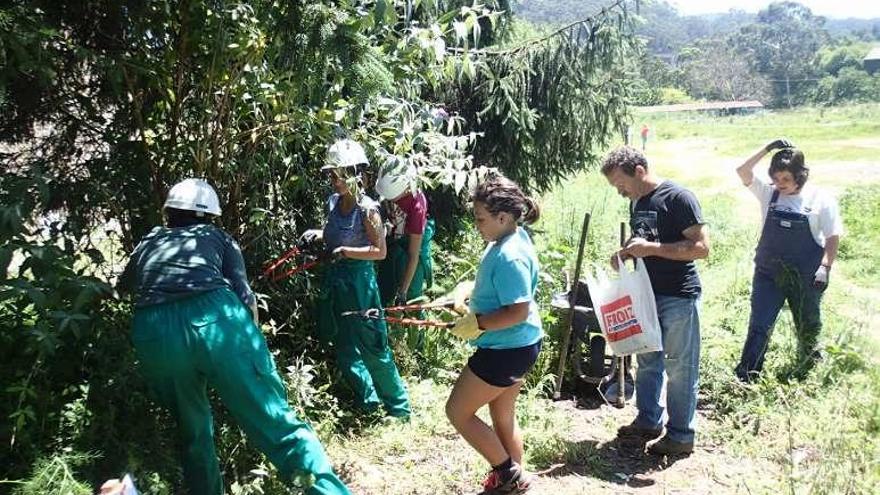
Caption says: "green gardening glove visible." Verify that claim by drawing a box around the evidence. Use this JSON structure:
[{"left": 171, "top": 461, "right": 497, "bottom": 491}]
[{"left": 765, "top": 138, "right": 794, "bottom": 152}]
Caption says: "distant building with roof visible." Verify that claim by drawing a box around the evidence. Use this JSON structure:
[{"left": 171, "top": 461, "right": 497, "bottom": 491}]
[
  {"left": 637, "top": 100, "right": 764, "bottom": 115},
  {"left": 865, "top": 46, "right": 880, "bottom": 75}
]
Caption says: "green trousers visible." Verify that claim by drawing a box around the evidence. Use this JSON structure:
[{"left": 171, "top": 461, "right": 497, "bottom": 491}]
[
  {"left": 377, "top": 220, "right": 434, "bottom": 349},
  {"left": 378, "top": 220, "right": 435, "bottom": 304},
  {"left": 317, "top": 260, "right": 411, "bottom": 417},
  {"left": 131, "top": 288, "right": 350, "bottom": 495}
]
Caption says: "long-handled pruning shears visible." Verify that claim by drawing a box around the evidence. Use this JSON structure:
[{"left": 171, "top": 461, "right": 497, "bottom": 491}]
[
  {"left": 261, "top": 244, "right": 322, "bottom": 282},
  {"left": 340, "top": 299, "right": 460, "bottom": 328}
]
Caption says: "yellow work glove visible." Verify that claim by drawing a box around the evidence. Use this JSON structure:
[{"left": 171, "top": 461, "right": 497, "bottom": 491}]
[
  {"left": 451, "top": 280, "right": 475, "bottom": 315},
  {"left": 451, "top": 312, "right": 483, "bottom": 340}
]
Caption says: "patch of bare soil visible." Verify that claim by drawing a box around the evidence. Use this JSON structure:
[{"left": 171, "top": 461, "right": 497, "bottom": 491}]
[
  {"left": 830, "top": 138, "right": 880, "bottom": 149},
  {"left": 523, "top": 396, "right": 779, "bottom": 495}
]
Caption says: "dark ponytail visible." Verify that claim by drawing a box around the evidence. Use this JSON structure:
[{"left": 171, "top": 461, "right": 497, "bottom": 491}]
[
  {"left": 472, "top": 173, "right": 541, "bottom": 225},
  {"left": 522, "top": 196, "right": 541, "bottom": 225}
]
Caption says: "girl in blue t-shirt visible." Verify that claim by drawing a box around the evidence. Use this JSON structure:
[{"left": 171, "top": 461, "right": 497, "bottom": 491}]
[{"left": 445, "top": 173, "right": 543, "bottom": 495}]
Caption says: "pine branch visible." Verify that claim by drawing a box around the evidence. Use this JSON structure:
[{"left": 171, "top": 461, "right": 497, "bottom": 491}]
[{"left": 448, "top": 0, "right": 633, "bottom": 57}]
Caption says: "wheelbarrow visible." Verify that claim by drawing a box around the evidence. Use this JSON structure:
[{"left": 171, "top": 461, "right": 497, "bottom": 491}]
[{"left": 552, "top": 280, "right": 634, "bottom": 405}]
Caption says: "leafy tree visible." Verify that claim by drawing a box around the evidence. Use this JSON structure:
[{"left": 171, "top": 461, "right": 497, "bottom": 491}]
[
  {"left": 449, "top": 3, "right": 637, "bottom": 190},
  {"left": 807, "top": 38, "right": 880, "bottom": 105},
  {"left": 813, "top": 67, "right": 880, "bottom": 104},
  {"left": 1, "top": 0, "right": 639, "bottom": 488},
  {"left": 733, "top": 1, "right": 829, "bottom": 107},
  {"left": 678, "top": 38, "right": 772, "bottom": 102},
  {"left": 815, "top": 38, "right": 874, "bottom": 77},
  {"left": 825, "top": 17, "right": 880, "bottom": 40},
  {"left": 516, "top": 0, "right": 753, "bottom": 60},
  {"left": 628, "top": 49, "right": 687, "bottom": 105}
]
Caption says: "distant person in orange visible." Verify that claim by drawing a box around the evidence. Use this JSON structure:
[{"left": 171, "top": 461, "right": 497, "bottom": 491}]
[{"left": 640, "top": 124, "right": 650, "bottom": 151}]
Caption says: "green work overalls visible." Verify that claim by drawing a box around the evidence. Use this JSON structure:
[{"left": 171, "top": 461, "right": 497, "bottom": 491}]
[
  {"left": 316, "top": 259, "right": 411, "bottom": 417},
  {"left": 132, "top": 288, "right": 350, "bottom": 495}
]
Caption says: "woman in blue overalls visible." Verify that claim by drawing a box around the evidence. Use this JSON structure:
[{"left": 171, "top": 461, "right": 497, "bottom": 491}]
[
  {"left": 734, "top": 139, "right": 843, "bottom": 382},
  {"left": 300, "top": 139, "right": 411, "bottom": 418}
]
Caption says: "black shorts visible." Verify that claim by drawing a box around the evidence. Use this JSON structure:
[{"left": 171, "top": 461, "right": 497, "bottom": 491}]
[{"left": 467, "top": 340, "right": 543, "bottom": 388}]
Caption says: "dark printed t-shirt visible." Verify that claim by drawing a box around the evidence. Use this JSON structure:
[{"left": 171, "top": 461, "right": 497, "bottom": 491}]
[{"left": 630, "top": 181, "right": 703, "bottom": 298}]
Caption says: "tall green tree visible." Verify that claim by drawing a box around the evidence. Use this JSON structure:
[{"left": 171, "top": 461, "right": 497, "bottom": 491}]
[
  {"left": 733, "top": 1, "right": 829, "bottom": 107},
  {"left": 450, "top": 2, "right": 637, "bottom": 190}
]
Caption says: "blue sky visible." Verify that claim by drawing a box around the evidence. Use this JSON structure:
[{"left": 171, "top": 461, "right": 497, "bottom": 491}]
[{"left": 668, "top": 0, "right": 880, "bottom": 18}]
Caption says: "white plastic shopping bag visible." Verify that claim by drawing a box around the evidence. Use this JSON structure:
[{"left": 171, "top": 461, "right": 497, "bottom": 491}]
[
  {"left": 585, "top": 256, "right": 663, "bottom": 356},
  {"left": 99, "top": 474, "right": 140, "bottom": 495}
]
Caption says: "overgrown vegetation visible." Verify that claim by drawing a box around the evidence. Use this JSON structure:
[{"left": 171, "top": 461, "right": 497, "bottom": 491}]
[
  {"left": 1, "top": 0, "right": 638, "bottom": 491},
  {"left": 3, "top": 0, "right": 878, "bottom": 492}
]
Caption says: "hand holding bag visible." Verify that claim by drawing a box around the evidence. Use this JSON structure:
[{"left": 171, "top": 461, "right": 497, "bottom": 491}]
[{"left": 585, "top": 256, "right": 663, "bottom": 356}]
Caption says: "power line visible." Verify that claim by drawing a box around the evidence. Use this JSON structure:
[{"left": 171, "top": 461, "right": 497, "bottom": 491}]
[{"left": 447, "top": 0, "right": 632, "bottom": 56}]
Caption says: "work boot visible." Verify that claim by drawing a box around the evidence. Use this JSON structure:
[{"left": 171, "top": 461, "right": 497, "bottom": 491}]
[
  {"left": 617, "top": 421, "right": 663, "bottom": 440},
  {"left": 647, "top": 435, "right": 694, "bottom": 456}
]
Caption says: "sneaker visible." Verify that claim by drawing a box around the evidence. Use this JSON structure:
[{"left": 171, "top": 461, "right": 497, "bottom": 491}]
[
  {"left": 647, "top": 435, "right": 694, "bottom": 456},
  {"left": 480, "top": 463, "right": 531, "bottom": 494},
  {"left": 617, "top": 421, "right": 663, "bottom": 440}
]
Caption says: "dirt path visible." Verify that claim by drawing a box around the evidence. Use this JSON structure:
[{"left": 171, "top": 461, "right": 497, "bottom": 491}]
[
  {"left": 524, "top": 398, "right": 778, "bottom": 495},
  {"left": 329, "top": 384, "right": 780, "bottom": 495}
]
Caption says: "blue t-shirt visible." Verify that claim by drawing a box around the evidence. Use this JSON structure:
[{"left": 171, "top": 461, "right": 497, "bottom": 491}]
[{"left": 470, "top": 227, "right": 543, "bottom": 349}]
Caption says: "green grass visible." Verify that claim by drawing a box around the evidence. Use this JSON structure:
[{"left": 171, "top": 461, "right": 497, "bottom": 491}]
[
  {"left": 837, "top": 187, "right": 880, "bottom": 288},
  {"left": 643, "top": 103, "right": 880, "bottom": 161},
  {"left": 529, "top": 105, "right": 880, "bottom": 493},
  {"left": 323, "top": 377, "right": 574, "bottom": 494},
  {"left": 646, "top": 106, "right": 880, "bottom": 494}
]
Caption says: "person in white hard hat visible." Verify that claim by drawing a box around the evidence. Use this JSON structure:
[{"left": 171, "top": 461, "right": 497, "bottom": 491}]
[
  {"left": 118, "top": 179, "right": 350, "bottom": 495},
  {"left": 374, "top": 158, "right": 435, "bottom": 350},
  {"left": 300, "top": 139, "right": 411, "bottom": 419}
]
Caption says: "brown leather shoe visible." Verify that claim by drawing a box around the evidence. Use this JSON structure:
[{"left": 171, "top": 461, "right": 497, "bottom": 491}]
[
  {"left": 617, "top": 422, "right": 663, "bottom": 440},
  {"left": 647, "top": 435, "right": 694, "bottom": 455}
]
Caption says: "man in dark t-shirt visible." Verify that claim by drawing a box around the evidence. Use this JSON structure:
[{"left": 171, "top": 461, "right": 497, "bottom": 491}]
[
  {"left": 630, "top": 182, "right": 703, "bottom": 298},
  {"left": 601, "top": 146, "right": 710, "bottom": 456}
]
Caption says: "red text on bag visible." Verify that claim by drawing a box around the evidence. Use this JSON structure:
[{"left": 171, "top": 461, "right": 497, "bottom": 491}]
[{"left": 600, "top": 295, "right": 643, "bottom": 342}]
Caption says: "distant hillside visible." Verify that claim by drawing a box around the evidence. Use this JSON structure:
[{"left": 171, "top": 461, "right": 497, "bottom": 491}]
[
  {"left": 514, "top": 0, "right": 879, "bottom": 56},
  {"left": 825, "top": 17, "right": 880, "bottom": 38},
  {"left": 513, "top": 0, "right": 750, "bottom": 56}
]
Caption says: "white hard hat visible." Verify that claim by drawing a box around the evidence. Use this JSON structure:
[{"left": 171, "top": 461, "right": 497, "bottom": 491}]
[
  {"left": 322, "top": 139, "right": 369, "bottom": 171},
  {"left": 163, "top": 178, "right": 222, "bottom": 217},
  {"left": 375, "top": 158, "right": 417, "bottom": 200}
]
